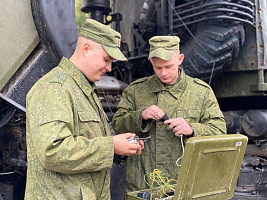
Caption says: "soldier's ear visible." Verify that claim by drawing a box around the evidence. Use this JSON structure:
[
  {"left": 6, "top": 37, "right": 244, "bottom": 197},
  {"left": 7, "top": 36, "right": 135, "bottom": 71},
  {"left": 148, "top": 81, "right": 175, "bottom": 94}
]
[
  {"left": 178, "top": 54, "right": 184, "bottom": 65},
  {"left": 82, "top": 43, "right": 92, "bottom": 57}
]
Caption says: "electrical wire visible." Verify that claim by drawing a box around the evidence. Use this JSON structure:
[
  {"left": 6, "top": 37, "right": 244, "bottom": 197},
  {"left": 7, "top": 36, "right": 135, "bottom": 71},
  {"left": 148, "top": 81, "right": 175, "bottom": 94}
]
[
  {"left": 176, "top": 134, "right": 184, "bottom": 167},
  {"left": 144, "top": 169, "right": 176, "bottom": 199},
  {"left": 98, "top": 80, "right": 114, "bottom": 116},
  {"left": 167, "top": 0, "right": 216, "bottom": 85}
]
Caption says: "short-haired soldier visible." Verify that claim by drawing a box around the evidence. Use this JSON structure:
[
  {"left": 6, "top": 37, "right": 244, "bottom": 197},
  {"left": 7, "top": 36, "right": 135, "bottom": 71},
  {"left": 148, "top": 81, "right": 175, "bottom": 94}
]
[
  {"left": 111, "top": 36, "right": 226, "bottom": 194},
  {"left": 25, "top": 19, "right": 144, "bottom": 200}
]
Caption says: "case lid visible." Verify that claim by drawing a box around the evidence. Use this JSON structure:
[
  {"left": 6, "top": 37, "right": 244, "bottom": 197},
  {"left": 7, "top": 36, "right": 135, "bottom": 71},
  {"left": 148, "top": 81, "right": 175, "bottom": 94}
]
[{"left": 174, "top": 134, "right": 248, "bottom": 200}]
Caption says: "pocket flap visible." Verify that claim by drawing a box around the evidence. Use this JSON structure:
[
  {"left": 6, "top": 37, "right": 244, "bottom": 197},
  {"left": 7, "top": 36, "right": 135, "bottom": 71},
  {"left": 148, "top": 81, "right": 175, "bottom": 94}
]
[
  {"left": 209, "top": 110, "right": 224, "bottom": 118},
  {"left": 185, "top": 110, "right": 199, "bottom": 118},
  {"left": 176, "top": 110, "right": 199, "bottom": 119},
  {"left": 78, "top": 111, "right": 101, "bottom": 122},
  {"left": 39, "top": 115, "right": 70, "bottom": 125}
]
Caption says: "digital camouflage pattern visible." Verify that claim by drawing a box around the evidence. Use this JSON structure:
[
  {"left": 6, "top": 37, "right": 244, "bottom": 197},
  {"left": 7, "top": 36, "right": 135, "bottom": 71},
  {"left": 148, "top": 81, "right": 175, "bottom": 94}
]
[
  {"left": 111, "top": 67, "right": 226, "bottom": 193},
  {"left": 148, "top": 36, "right": 180, "bottom": 60},
  {"left": 25, "top": 57, "right": 114, "bottom": 200},
  {"left": 79, "top": 19, "right": 127, "bottom": 61}
]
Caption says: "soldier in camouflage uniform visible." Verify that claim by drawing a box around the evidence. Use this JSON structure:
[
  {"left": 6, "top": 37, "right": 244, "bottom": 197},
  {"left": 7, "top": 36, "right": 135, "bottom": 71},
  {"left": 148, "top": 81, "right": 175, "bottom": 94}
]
[
  {"left": 111, "top": 36, "right": 226, "bottom": 195},
  {"left": 25, "top": 19, "right": 144, "bottom": 200}
]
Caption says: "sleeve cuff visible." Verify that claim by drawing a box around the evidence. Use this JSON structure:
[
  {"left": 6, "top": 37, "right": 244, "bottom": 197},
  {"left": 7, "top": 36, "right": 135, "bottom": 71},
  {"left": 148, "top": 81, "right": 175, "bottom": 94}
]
[{"left": 113, "top": 154, "right": 128, "bottom": 165}]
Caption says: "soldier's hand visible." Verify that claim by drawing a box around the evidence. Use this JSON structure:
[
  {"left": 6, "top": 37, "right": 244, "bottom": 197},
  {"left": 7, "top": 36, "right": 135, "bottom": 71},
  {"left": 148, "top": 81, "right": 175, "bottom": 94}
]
[
  {"left": 135, "top": 140, "right": 144, "bottom": 155},
  {"left": 142, "top": 105, "right": 165, "bottom": 120},
  {"left": 113, "top": 133, "right": 144, "bottom": 156},
  {"left": 164, "top": 117, "right": 193, "bottom": 137}
]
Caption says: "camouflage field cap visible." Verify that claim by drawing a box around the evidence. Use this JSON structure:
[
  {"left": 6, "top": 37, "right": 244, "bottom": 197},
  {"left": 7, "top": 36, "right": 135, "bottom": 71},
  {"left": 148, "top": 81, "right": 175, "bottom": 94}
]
[
  {"left": 79, "top": 19, "right": 127, "bottom": 61},
  {"left": 148, "top": 36, "right": 180, "bottom": 60}
]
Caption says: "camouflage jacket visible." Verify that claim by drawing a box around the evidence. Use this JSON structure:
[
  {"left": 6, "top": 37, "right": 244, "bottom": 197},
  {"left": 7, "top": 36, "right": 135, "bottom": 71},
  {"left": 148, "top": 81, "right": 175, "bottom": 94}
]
[
  {"left": 111, "top": 67, "right": 226, "bottom": 193},
  {"left": 25, "top": 57, "right": 114, "bottom": 200}
]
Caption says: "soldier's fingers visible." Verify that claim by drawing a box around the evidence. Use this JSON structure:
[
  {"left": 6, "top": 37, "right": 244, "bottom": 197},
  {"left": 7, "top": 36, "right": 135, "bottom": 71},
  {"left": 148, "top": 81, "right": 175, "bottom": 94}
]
[
  {"left": 168, "top": 120, "right": 180, "bottom": 129},
  {"left": 153, "top": 106, "right": 165, "bottom": 116},
  {"left": 135, "top": 147, "right": 142, "bottom": 155},
  {"left": 175, "top": 132, "right": 183, "bottom": 137},
  {"left": 143, "top": 106, "right": 165, "bottom": 120},
  {"left": 142, "top": 108, "right": 152, "bottom": 120},
  {"left": 148, "top": 110, "right": 162, "bottom": 120},
  {"left": 173, "top": 124, "right": 183, "bottom": 132},
  {"left": 149, "top": 105, "right": 165, "bottom": 117},
  {"left": 129, "top": 142, "right": 140, "bottom": 150},
  {"left": 170, "top": 117, "right": 186, "bottom": 128},
  {"left": 127, "top": 146, "right": 142, "bottom": 156},
  {"left": 139, "top": 141, "right": 144, "bottom": 149},
  {"left": 123, "top": 133, "right": 136, "bottom": 139},
  {"left": 156, "top": 107, "right": 165, "bottom": 117},
  {"left": 158, "top": 110, "right": 165, "bottom": 119}
]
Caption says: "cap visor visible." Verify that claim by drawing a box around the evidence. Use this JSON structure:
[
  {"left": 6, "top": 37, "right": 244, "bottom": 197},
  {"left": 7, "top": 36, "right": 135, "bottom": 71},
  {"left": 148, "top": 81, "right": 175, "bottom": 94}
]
[
  {"left": 148, "top": 48, "right": 176, "bottom": 60},
  {"left": 102, "top": 45, "right": 127, "bottom": 61}
]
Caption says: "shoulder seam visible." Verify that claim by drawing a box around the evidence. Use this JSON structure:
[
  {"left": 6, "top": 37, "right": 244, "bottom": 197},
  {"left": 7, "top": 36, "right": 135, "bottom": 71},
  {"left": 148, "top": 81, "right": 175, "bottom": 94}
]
[
  {"left": 129, "top": 77, "right": 148, "bottom": 86},
  {"left": 193, "top": 78, "right": 211, "bottom": 89},
  {"left": 50, "top": 68, "right": 68, "bottom": 84}
]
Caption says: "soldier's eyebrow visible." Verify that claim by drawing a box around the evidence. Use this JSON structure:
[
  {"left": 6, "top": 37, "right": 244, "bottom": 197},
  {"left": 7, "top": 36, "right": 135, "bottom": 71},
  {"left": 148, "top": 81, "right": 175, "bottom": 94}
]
[
  {"left": 154, "top": 64, "right": 173, "bottom": 69},
  {"left": 105, "top": 55, "right": 115, "bottom": 61}
]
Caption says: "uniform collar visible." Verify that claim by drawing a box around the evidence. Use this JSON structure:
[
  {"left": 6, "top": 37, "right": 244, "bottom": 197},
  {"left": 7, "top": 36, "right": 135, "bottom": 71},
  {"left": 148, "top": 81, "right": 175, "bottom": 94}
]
[
  {"left": 59, "top": 57, "right": 96, "bottom": 97},
  {"left": 151, "top": 67, "right": 188, "bottom": 99}
]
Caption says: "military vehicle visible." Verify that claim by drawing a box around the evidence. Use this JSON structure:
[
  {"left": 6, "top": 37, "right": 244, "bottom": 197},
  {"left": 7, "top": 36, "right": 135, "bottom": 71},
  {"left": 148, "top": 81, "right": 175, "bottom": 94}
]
[{"left": 0, "top": 0, "right": 266, "bottom": 199}]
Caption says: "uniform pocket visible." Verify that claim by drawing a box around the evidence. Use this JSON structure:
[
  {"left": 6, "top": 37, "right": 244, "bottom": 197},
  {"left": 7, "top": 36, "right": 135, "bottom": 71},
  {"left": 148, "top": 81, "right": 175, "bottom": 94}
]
[
  {"left": 77, "top": 111, "right": 102, "bottom": 138},
  {"left": 175, "top": 110, "right": 200, "bottom": 123},
  {"left": 184, "top": 110, "right": 199, "bottom": 119},
  {"left": 39, "top": 115, "right": 70, "bottom": 125},
  {"left": 209, "top": 109, "right": 224, "bottom": 119},
  {"left": 78, "top": 111, "right": 101, "bottom": 122},
  {"left": 175, "top": 110, "right": 185, "bottom": 118}
]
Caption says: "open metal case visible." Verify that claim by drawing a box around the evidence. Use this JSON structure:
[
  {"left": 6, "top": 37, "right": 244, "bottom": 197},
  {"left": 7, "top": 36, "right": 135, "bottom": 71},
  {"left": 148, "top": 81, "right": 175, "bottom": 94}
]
[{"left": 127, "top": 134, "right": 248, "bottom": 200}]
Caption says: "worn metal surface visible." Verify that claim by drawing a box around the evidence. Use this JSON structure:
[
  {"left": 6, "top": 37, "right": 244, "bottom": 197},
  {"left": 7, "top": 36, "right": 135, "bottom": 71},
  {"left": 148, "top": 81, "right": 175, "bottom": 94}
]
[
  {"left": 0, "top": 0, "right": 39, "bottom": 91},
  {"left": 127, "top": 135, "right": 248, "bottom": 200}
]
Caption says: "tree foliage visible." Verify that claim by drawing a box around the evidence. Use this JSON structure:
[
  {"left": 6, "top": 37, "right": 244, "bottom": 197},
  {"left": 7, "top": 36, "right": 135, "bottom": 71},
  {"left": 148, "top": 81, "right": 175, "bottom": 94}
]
[{"left": 75, "top": 0, "right": 88, "bottom": 31}]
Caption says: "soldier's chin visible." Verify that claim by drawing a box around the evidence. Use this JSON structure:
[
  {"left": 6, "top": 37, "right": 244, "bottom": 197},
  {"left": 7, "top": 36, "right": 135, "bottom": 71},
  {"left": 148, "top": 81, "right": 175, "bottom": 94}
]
[
  {"left": 95, "top": 76, "right": 102, "bottom": 82},
  {"left": 160, "top": 78, "right": 170, "bottom": 84}
]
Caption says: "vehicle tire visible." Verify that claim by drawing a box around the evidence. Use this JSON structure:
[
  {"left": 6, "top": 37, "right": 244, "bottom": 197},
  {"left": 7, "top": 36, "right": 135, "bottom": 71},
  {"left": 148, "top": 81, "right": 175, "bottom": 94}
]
[
  {"left": 181, "top": 21, "right": 245, "bottom": 81},
  {"left": 138, "top": 1, "right": 246, "bottom": 82}
]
